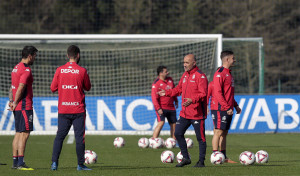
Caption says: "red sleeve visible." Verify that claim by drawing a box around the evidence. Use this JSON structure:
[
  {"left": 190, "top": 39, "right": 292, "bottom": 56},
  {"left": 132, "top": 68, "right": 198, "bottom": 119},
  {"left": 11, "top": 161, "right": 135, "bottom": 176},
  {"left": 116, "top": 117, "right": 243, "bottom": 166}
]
[
  {"left": 83, "top": 69, "right": 91, "bottom": 91},
  {"left": 19, "top": 68, "right": 31, "bottom": 85},
  {"left": 151, "top": 82, "right": 161, "bottom": 111},
  {"left": 172, "top": 79, "right": 178, "bottom": 102},
  {"left": 207, "top": 82, "right": 213, "bottom": 104},
  {"left": 214, "top": 73, "right": 231, "bottom": 110},
  {"left": 165, "top": 76, "right": 183, "bottom": 97},
  {"left": 234, "top": 99, "right": 238, "bottom": 107},
  {"left": 191, "top": 74, "right": 208, "bottom": 104},
  {"left": 50, "top": 69, "right": 59, "bottom": 92}
]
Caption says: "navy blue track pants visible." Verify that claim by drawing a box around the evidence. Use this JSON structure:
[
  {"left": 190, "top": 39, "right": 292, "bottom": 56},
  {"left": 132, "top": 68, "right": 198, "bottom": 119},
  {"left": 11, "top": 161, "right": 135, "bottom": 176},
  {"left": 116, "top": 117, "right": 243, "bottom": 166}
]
[
  {"left": 174, "top": 116, "right": 206, "bottom": 162},
  {"left": 52, "top": 112, "right": 86, "bottom": 165}
]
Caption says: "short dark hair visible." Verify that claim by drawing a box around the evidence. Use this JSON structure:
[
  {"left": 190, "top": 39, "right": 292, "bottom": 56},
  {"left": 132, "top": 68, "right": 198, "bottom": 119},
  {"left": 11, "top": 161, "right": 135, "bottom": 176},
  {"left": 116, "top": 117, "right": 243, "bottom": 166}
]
[
  {"left": 22, "top": 46, "right": 38, "bottom": 58},
  {"left": 157, "top": 65, "right": 167, "bottom": 75},
  {"left": 220, "top": 50, "right": 234, "bottom": 59},
  {"left": 67, "top": 45, "right": 80, "bottom": 58}
]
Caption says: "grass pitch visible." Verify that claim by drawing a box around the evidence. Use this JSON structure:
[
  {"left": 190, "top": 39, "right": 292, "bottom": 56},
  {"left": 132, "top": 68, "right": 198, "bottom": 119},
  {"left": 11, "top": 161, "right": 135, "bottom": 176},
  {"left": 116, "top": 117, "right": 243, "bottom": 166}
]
[{"left": 0, "top": 133, "right": 299, "bottom": 176}]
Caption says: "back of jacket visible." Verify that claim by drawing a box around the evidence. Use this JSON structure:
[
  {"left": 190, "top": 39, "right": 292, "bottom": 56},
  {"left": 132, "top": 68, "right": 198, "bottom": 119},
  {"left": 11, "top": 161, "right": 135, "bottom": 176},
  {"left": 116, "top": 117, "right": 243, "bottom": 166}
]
[{"left": 50, "top": 62, "right": 91, "bottom": 114}]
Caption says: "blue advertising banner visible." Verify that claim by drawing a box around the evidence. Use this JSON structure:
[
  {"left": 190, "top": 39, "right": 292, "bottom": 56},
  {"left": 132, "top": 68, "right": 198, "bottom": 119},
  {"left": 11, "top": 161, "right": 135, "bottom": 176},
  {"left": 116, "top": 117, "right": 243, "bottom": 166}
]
[{"left": 1, "top": 95, "right": 300, "bottom": 133}]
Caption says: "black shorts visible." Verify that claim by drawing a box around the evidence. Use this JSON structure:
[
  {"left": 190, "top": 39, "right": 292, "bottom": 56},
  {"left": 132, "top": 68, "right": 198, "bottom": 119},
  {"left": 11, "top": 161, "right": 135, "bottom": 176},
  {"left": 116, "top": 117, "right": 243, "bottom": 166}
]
[
  {"left": 13, "top": 110, "right": 33, "bottom": 132},
  {"left": 156, "top": 109, "right": 177, "bottom": 124},
  {"left": 211, "top": 110, "right": 233, "bottom": 130}
]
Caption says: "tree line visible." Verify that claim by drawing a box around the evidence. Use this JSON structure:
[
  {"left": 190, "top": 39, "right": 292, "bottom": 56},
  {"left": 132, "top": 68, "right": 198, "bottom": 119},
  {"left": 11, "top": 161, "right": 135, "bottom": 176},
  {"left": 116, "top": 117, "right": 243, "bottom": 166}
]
[{"left": 0, "top": 0, "right": 299, "bottom": 93}]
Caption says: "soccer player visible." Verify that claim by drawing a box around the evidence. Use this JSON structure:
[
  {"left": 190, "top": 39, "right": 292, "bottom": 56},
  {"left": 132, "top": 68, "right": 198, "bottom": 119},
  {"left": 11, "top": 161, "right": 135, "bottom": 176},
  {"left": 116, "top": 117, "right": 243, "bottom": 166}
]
[
  {"left": 151, "top": 66, "right": 178, "bottom": 139},
  {"left": 158, "top": 54, "right": 208, "bottom": 167},
  {"left": 50, "top": 45, "right": 92, "bottom": 171},
  {"left": 8, "top": 46, "right": 38, "bottom": 170},
  {"left": 211, "top": 50, "right": 241, "bottom": 163}
]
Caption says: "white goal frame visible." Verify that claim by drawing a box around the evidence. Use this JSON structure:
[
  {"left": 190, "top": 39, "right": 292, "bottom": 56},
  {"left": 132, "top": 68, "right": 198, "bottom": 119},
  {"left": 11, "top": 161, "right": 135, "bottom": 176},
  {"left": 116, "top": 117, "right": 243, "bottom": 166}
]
[{"left": 0, "top": 34, "right": 222, "bottom": 135}]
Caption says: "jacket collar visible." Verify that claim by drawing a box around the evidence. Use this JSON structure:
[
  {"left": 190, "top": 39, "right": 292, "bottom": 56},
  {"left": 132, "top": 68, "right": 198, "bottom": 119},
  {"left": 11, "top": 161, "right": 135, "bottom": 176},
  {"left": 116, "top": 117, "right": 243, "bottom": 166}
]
[{"left": 187, "top": 66, "right": 198, "bottom": 74}]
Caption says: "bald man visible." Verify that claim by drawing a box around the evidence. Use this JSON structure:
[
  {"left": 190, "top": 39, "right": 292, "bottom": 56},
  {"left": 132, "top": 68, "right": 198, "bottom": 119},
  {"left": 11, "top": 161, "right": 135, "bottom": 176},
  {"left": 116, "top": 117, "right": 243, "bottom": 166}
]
[{"left": 158, "top": 54, "right": 208, "bottom": 167}]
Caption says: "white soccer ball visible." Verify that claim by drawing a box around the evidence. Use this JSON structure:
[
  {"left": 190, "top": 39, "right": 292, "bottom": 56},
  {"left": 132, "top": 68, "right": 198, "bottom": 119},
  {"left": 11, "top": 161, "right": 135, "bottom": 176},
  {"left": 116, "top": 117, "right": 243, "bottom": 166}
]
[
  {"left": 84, "top": 150, "right": 97, "bottom": 164},
  {"left": 239, "top": 151, "right": 255, "bottom": 165},
  {"left": 114, "top": 137, "right": 125, "bottom": 148},
  {"left": 210, "top": 151, "right": 225, "bottom": 165},
  {"left": 165, "top": 138, "right": 176, "bottom": 149},
  {"left": 157, "top": 137, "right": 165, "bottom": 147},
  {"left": 149, "top": 137, "right": 162, "bottom": 149},
  {"left": 185, "top": 138, "right": 193, "bottom": 148},
  {"left": 176, "top": 151, "right": 191, "bottom": 163},
  {"left": 138, "top": 137, "right": 149, "bottom": 148},
  {"left": 161, "top": 150, "right": 175, "bottom": 163},
  {"left": 255, "top": 150, "right": 269, "bottom": 163}
]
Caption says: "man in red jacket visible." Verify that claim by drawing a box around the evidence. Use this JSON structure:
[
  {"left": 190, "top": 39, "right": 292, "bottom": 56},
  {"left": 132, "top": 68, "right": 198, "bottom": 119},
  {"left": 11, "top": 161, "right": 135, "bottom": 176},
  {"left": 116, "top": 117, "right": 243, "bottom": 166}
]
[
  {"left": 9, "top": 46, "right": 38, "bottom": 170},
  {"left": 151, "top": 66, "right": 178, "bottom": 139},
  {"left": 211, "top": 50, "right": 241, "bottom": 163},
  {"left": 159, "top": 54, "right": 208, "bottom": 167},
  {"left": 50, "top": 45, "right": 92, "bottom": 171}
]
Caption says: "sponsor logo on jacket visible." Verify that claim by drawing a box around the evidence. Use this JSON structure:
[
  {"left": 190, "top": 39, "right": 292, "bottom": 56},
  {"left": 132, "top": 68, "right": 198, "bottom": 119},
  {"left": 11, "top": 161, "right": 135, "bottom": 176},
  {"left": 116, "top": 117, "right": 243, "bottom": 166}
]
[
  {"left": 62, "top": 85, "right": 78, "bottom": 89},
  {"left": 62, "top": 102, "right": 79, "bottom": 106},
  {"left": 61, "top": 69, "right": 79, "bottom": 74}
]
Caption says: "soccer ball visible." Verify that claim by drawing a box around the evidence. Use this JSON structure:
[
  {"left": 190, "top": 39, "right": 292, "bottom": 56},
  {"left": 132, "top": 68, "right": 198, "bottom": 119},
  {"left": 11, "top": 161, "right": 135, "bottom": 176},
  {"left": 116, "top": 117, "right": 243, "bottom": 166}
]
[
  {"left": 161, "top": 150, "right": 175, "bottom": 163},
  {"left": 210, "top": 151, "right": 225, "bottom": 165},
  {"left": 239, "top": 151, "right": 255, "bottom": 165},
  {"left": 149, "top": 137, "right": 162, "bottom": 149},
  {"left": 157, "top": 137, "right": 165, "bottom": 147},
  {"left": 114, "top": 137, "right": 125, "bottom": 148},
  {"left": 176, "top": 151, "right": 191, "bottom": 163},
  {"left": 185, "top": 138, "right": 193, "bottom": 148},
  {"left": 84, "top": 150, "right": 97, "bottom": 164},
  {"left": 255, "top": 150, "right": 269, "bottom": 163},
  {"left": 138, "top": 137, "right": 149, "bottom": 148},
  {"left": 165, "top": 138, "right": 176, "bottom": 149}
]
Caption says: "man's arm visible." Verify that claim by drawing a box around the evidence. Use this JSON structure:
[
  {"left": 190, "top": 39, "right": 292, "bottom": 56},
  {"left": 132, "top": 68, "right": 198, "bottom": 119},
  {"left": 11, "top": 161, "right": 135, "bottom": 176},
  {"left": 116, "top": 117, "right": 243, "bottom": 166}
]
[
  {"left": 207, "top": 82, "right": 212, "bottom": 105},
  {"left": 8, "top": 87, "right": 13, "bottom": 109},
  {"left": 214, "top": 74, "right": 231, "bottom": 110},
  {"left": 9, "top": 83, "right": 26, "bottom": 111},
  {"left": 191, "top": 74, "right": 208, "bottom": 104},
  {"left": 234, "top": 99, "right": 241, "bottom": 114},
  {"left": 164, "top": 76, "right": 183, "bottom": 97},
  {"left": 83, "top": 69, "right": 91, "bottom": 91},
  {"left": 50, "top": 70, "right": 59, "bottom": 92},
  {"left": 171, "top": 78, "right": 179, "bottom": 108},
  {"left": 151, "top": 84, "right": 161, "bottom": 111}
]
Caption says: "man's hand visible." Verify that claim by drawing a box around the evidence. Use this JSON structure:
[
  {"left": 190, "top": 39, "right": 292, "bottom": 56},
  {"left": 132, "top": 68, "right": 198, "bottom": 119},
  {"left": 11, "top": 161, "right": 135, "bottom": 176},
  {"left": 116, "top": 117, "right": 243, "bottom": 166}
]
[
  {"left": 235, "top": 106, "right": 242, "bottom": 114},
  {"left": 227, "top": 108, "right": 233, "bottom": 115},
  {"left": 182, "top": 98, "right": 192, "bottom": 107},
  {"left": 157, "top": 109, "right": 163, "bottom": 115},
  {"left": 8, "top": 102, "right": 17, "bottom": 111},
  {"left": 175, "top": 101, "right": 178, "bottom": 109},
  {"left": 157, "top": 89, "right": 166, "bottom": 96}
]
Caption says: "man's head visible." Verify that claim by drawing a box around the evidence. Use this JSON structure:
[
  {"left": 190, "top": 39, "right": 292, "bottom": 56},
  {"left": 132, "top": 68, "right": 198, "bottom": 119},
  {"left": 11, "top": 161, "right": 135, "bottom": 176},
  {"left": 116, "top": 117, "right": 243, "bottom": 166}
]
[
  {"left": 67, "top": 45, "right": 80, "bottom": 63},
  {"left": 22, "top": 46, "right": 38, "bottom": 65},
  {"left": 183, "top": 54, "right": 196, "bottom": 72},
  {"left": 157, "top": 65, "right": 169, "bottom": 80},
  {"left": 221, "top": 50, "right": 235, "bottom": 68}
]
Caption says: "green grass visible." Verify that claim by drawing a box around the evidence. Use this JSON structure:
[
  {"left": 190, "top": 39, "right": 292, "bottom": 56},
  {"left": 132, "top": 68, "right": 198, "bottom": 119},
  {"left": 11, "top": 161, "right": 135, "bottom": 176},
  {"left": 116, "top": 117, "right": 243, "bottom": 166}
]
[{"left": 0, "top": 133, "right": 300, "bottom": 176}]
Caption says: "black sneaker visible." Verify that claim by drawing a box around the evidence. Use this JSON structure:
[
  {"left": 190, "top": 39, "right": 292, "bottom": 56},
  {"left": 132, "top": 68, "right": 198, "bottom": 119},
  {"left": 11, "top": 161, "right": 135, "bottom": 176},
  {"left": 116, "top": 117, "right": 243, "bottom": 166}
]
[
  {"left": 11, "top": 165, "right": 18, "bottom": 169},
  {"left": 17, "top": 163, "right": 34, "bottom": 170},
  {"left": 176, "top": 158, "right": 191, "bottom": 167},
  {"left": 194, "top": 160, "right": 205, "bottom": 167}
]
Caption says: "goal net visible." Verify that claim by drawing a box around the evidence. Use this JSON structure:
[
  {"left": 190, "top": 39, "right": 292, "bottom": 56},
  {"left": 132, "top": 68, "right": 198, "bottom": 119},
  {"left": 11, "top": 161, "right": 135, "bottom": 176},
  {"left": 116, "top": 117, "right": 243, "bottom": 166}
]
[{"left": 0, "top": 34, "right": 222, "bottom": 135}]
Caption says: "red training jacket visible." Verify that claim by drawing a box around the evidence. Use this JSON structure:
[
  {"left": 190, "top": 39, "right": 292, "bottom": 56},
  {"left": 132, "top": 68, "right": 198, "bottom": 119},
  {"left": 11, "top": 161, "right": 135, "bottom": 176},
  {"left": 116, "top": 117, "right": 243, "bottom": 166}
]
[
  {"left": 151, "top": 77, "right": 177, "bottom": 111},
  {"left": 207, "top": 81, "right": 214, "bottom": 107},
  {"left": 50, "top": 62, "right": 91, "bottom": 114},
  {"left": 211, "top": 66, "right": 238, "bottom": 111},
  {"left": 165, "top": 66, "right": 208, "bottom": 120},
  {"left": 11, "top": 62, "right": 33, "bottom": 110}
]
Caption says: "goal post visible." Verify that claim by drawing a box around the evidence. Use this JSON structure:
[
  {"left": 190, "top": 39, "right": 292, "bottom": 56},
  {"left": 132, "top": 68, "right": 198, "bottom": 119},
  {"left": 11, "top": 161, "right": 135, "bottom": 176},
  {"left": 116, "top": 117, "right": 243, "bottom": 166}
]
[{"left": 0, "top": 34, "right": 222, "bottom": 135}]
